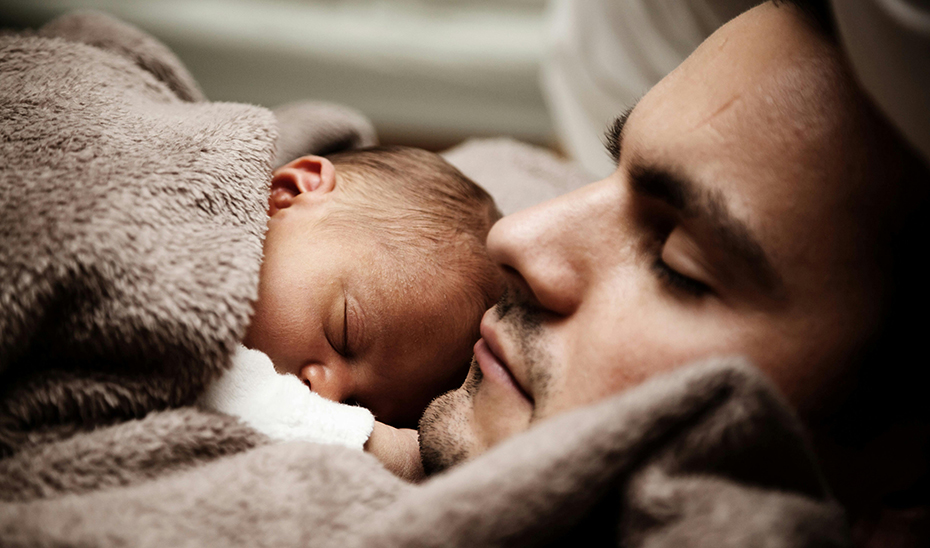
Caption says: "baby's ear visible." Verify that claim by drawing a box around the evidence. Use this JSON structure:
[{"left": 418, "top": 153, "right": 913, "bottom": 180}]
[{"left": 268, "top": 155, "right": 337, "bottom": 215}]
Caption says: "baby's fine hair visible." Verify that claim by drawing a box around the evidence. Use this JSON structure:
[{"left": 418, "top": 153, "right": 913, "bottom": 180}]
[{"left": 325, "top": 145, "right": 503, "bottom": 321}]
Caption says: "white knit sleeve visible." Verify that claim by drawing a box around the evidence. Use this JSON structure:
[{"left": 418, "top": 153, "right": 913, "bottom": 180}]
[{"left": 199, "top": 345, "right": 375, "bottom": 450}]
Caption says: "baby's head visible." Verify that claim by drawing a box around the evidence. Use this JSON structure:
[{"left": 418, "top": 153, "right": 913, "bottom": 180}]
[{"left": 244, "top": 146, "right": 503, "bottom": 427}]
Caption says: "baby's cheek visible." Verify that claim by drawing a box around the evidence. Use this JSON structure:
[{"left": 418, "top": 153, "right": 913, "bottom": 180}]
[{"left": 360, "top": 357, "right": 462, "bottom": 428}]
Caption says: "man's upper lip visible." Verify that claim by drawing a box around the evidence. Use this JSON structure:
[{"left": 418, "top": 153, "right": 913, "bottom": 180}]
[{"left": 479, "top": 316, "right": 531, "bottom": 399}]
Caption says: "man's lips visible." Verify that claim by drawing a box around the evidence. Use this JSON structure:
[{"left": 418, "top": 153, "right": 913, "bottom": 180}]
[{"left": 475, "top": 322, "right": 532, "bottom": 403}]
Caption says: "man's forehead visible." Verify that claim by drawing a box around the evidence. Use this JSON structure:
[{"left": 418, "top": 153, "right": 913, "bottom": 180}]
[
  {"left": 621, "top": 7, "right": 855, "bottom": 206},
  {"left": 636, "top": 5, "right": 840, "bottom": 144}
]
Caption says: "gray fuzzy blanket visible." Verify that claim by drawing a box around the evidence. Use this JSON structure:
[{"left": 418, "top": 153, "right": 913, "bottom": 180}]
[
  {"left": 1, "top": 12, "right": 848, "bottom": 547},
  {"left": 0, "top": 11, "right": 374, "bottom": 457}
]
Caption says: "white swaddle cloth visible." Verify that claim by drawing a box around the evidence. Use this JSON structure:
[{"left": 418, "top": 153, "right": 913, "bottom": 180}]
[{"left": 199, "top": 345, "right": 375, "bottom": 450}]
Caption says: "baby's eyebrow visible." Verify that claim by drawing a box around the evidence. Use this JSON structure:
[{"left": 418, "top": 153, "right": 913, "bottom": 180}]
[{"left": 628, "top": 162, "right": 787, "bottom": 301}]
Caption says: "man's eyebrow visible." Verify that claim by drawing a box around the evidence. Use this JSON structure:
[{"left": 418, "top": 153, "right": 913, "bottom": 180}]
[
  {"left": 629, "top": 163, "right": 786, "bottom": 299},
  {"left": 604, "top": 100, "right": 639, "bottom": 165}
]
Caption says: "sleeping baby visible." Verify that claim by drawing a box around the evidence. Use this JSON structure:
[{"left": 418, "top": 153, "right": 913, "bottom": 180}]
[{"left": 199, "top": 146, "right": 503, "bottom": 479}]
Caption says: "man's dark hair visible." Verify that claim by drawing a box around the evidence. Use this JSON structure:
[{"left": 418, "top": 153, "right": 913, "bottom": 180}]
[{"left": 772, "top": 0, "right": 836, "bottom": 38}]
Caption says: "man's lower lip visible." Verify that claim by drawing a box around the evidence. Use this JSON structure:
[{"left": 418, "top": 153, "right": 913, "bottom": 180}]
[{"left": 474, "top": 338, "right": 530, "bottom": 401}]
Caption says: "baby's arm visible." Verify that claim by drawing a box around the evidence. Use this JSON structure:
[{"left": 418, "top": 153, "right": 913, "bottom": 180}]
[
  {"left": 199, "top": 345, "right": 374, "bottom": 450},
  {"left": 201, "top": 346, "right": 424, "bottom": 480},
  {"left": 365, "top": 422, "right": 424, "bottom": 482}
]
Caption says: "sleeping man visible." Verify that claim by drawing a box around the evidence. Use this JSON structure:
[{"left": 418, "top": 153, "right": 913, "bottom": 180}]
[
  {"left": 413, "top": 0, "right": 929, "bottom": 544},
  {"left": 0, "top": 1, "right": 926, "bottom": 546}
]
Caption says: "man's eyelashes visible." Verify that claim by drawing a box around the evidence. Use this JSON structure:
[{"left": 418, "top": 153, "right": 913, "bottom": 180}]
[
  {"left": 604, "top": 117, "right": 624, "bottom": 165},
  {"left": 651, "top": 258, "right": 711, "bottom": 297},
  {"left": 603, "top": 104, "right": 636, "bottom": 166}
]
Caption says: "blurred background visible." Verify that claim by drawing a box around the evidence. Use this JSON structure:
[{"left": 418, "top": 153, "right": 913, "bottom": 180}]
[
  {"left": 0, "top": 0, "right": 553, "bottom": 152},
  {"left": 2, "top": 0, "right": 778, "bottom": 179}
]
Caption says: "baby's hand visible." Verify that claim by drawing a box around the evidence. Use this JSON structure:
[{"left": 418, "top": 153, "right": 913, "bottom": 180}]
[{"left": 364, "top": 421, "right": 424, "bottom": 482}]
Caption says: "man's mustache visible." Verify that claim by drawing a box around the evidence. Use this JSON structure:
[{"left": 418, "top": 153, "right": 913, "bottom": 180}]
[
  {"left": 488, "top": 287, "right": 552, "bottom": 409},
  {"left": 493, "top": 288, "right": 545, "bottom": 330}
]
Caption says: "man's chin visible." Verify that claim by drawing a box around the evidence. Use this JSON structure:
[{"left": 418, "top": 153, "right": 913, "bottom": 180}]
[{"left": 418, "top": 364, "right": 483, "bottom": 475}]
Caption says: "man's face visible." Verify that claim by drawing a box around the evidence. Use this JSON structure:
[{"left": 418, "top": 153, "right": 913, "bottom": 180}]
[{"left": 420, "top": 4, "right": 894, "bottom": 471}]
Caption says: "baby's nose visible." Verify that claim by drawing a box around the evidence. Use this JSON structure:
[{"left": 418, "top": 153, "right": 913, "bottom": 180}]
[{"left": 299, "top": 363, "right": 352, "bottom": 404}]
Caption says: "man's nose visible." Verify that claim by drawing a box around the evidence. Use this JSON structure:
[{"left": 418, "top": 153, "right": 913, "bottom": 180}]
[
  {"left": 487, "top": 182, "right": 613, "bottom": 316},
  {"left": 299, "top": 362, "right": 353, "bottom": 404}
]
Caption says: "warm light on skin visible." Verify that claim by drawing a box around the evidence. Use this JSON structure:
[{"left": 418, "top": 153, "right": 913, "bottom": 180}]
[
  {"left": 421, "top": 2, "right": 897, "bottom": 468},
  {"left": 243, "top": 156, "right": 479, "bottom": 427}
]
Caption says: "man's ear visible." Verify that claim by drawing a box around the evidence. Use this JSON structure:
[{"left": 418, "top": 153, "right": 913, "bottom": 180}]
[{"left": 268, "top": 155, "right": 337, "bottom": 216}]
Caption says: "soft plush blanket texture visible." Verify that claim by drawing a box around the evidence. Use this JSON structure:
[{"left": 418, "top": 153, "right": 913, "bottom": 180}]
[
  {"left": 0, "top": 11, "right": 274, "bottom": 456},
  {"left": 1, "top": 11, "right": 849, "bottom": 547}
]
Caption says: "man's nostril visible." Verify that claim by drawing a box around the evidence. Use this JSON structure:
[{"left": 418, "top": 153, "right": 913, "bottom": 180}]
[
  {"left": 500, "top": 265, "right": 529, "bottom": 292},
  {"left": 498, "top": 265, "right": 549, "bottom": 314}
]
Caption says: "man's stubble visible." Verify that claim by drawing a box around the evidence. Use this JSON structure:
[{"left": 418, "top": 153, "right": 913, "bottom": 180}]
[
  {"left": 418, "top": 290, "right": 553, "bottom": 475},
  {"left": 419, "top": 362, "right": 483, "bottom": 475}
]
